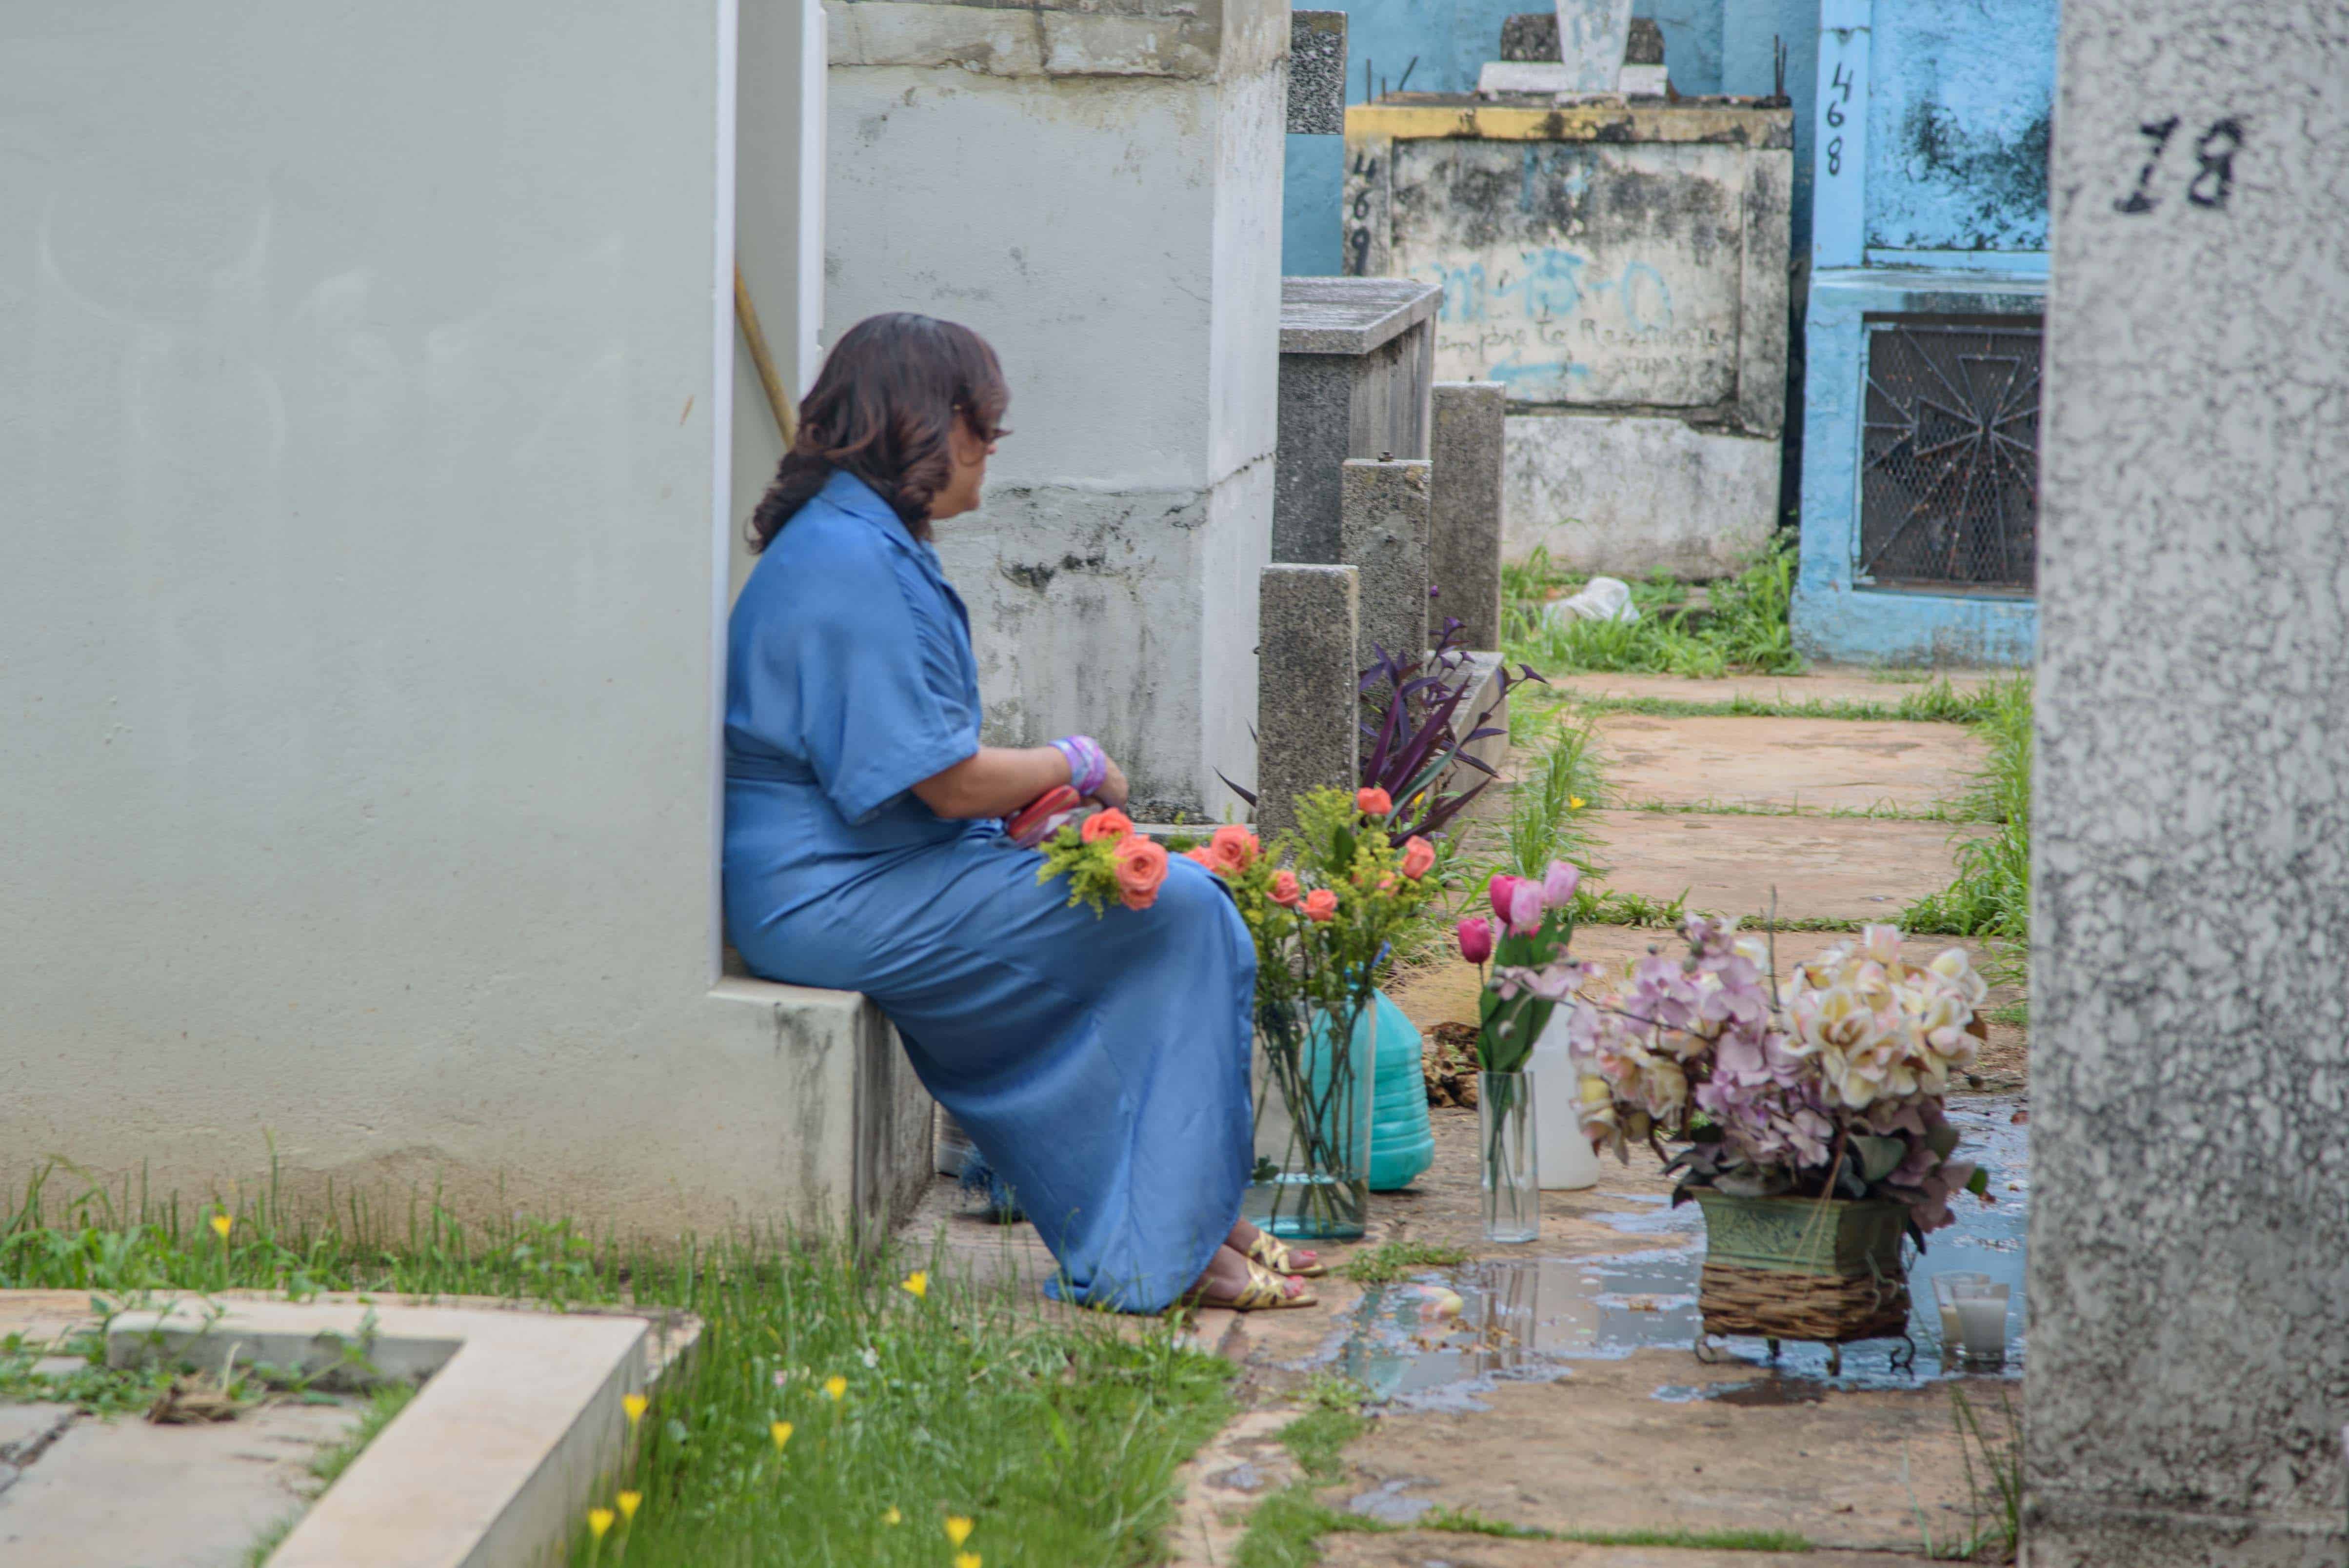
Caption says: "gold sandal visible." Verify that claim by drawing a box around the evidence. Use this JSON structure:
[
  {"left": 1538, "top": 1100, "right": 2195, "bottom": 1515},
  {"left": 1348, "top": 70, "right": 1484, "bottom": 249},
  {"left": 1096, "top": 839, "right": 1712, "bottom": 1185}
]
[
  {"left": 1244, "top": 1231, "right": 1329, "bottom": 1279},
  {"left": 1216, "top": 1259, "right": 1317, "bottom": 1310}
]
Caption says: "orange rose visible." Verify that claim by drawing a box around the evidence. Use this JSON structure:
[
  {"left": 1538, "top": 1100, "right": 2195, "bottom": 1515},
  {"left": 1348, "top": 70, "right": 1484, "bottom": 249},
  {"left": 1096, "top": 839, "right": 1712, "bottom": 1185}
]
[
  {"left": 1082, "top": 807, "right": 1134, "bottom": 844},
  {"left": 1207, "top": 824, "right": 1259, "bottom": 874},
  {"left": 1302, "top": 888, "right": 1339, "bottom": 923},
  {"left": 1356, "top": 787, "right": 1393, "bottom": 817},
  {"left": 1112, "top": 834, "right": 1169, "bottom": 911},
  {"left": 1400, "top": 836, "right": 1436, "bottom": 879},
  {"left": 1184, "top": 847, "right": 1216, "bottom": 869},
  {"left": 1270, "top": 870, "right": 1302, "bottom": 907}
]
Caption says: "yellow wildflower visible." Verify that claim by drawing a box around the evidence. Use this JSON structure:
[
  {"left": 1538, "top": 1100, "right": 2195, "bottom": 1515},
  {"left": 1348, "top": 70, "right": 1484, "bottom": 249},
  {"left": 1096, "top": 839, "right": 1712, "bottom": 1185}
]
[
  {"left": 1569, "top": 796, "right": 1586, "bottom": 811},
  {"left": 587, "top": 1508, "right": 615, "bottom": 1540},
  {"left": 823, "top": 1374, "right": 848, "bottom": 1402},
  {"left": 883, "top": 1507, "right": 902, "bottom": 1526},
  {"left": 957, "top": 1555, "right": 982, "bottom": 1568},
  {"left": 622, "top": 1393, "right": 648, "bottom": 1426},
  {"left": 945, "top": 1515, "right": 975, "bottom": 1547},
  {"left": 617, "top": 1491, "right": 640, "bottom": 1521},
  {"left": 770, "top": 1421, "right": 794, "bottom": 1451},
  {"left": 901, "top": 1270, "right": 929, "bottom": 1300},
  {"left": 210, "top": 1213, "right": 232, "bottom": 1241}
]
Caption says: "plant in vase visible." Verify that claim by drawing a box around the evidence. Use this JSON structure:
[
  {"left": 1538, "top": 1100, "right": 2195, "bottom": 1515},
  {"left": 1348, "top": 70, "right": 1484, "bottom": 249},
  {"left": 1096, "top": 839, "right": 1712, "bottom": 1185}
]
[
  {"left": 1522, "top": 917, "right": 1993, "bottom": 1351},
  {"left": 1183, "top": 787, "right": 1438, "bottom": 1239},
  {"left": 1454, "top": 862, "right": 1583, "bottom": 1242}
]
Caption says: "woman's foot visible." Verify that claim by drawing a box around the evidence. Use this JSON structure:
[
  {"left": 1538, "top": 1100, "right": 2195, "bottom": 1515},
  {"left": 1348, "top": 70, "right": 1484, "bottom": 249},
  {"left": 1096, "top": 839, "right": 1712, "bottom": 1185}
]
[
  {"left": 1226, "top": 1219, "right": 1326, "bottom": 1278},
  {"left": 1186, "top": 1244, "right": 1314, "bottom": 1309}
]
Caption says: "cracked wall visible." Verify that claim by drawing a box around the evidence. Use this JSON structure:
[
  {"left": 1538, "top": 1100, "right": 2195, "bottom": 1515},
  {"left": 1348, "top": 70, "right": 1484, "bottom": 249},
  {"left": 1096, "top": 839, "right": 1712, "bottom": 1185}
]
[{"left": 2028, "top": 3, "right": 2349, "bottom": 1564}]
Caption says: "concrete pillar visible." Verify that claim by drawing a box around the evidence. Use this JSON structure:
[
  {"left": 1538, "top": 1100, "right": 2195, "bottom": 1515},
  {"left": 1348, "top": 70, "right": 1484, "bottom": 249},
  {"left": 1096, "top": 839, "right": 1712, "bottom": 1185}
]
[
  {"left": 1255, "top": 565, "right": 1359, "bottom": 840},
  {"left": 1429, "top": 381, "right": 1506, "bottom": 651},
  {"left": 1274, "top": 278, "right": 1441, "bottom": 565},
  {"left": 1340, "top": 458, "right": 1431, "bottom": 675},
  {"left": 824, "top": 0, "right": 1287, "bottom": 821},
  {"left": 2026, "top": 6, "right": 2349, "bottom": 1565}
]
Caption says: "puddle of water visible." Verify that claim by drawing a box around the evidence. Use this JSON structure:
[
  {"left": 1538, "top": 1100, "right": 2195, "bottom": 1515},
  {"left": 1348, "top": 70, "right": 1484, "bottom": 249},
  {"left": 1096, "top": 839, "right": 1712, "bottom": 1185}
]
[{"left": 1317, "top": 1094, "right": 2031, "bottom": 1408}]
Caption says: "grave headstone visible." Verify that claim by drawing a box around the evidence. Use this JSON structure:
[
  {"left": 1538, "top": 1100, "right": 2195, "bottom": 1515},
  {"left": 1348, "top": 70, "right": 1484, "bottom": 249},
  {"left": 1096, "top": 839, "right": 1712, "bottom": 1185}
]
[
  {"left": 1275, "top": 277, "right": 1440, "bottom": 567},
  {"left": 2028, "top": 2, "right": 2349, "bottom": 1563},
  {"left": 1256, "top": 564, "right": 1360, "bottom": 838},
  {"left": 1430, "top": 382, "right": 1506, "bottom": 651},
  {"left": 1340, "top": 458, "right": 1432, "bottom": 673}
]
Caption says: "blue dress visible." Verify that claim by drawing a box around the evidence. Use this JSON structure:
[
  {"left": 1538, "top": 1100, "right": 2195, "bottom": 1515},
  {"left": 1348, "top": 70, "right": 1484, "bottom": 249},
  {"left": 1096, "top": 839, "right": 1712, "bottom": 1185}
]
[{"left": 723, "top": 470, "right": 1257, "bottom": 1312}]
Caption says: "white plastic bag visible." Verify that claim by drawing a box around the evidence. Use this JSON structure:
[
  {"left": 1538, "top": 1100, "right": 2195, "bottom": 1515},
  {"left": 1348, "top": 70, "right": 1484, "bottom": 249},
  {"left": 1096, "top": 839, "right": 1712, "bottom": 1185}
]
[{"left": 1540, "top": 575, "right": 1640, "bottom": 628}]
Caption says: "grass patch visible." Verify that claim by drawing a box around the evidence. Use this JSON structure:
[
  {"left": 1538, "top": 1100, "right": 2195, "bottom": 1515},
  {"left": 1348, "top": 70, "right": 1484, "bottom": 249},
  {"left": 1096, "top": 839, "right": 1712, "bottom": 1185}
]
[
  {"left": 1900, "top": 675, "right": 2032, "bottom": 944},
  {"left": 1551, "top": 677, "right": 1994, "bottom": 725},
  {"left": 3, "top": 1165, "right": 1237, "bottom": 1568},
  {"left": 1503, "top": 543, "right": 1804, "bottom": 678},
  {"left": 1571, "top": 886, "right": 1690, "bottom": 928},
  {"left": 1502, "top": 713, "right": 1606, "bottom": 876},
  {"left": 1340, "top": 1241, "right": 1470, "bottom": 1284},
  {"left": 1623, "top": 796, "right": 1975, "bottom": 823}
]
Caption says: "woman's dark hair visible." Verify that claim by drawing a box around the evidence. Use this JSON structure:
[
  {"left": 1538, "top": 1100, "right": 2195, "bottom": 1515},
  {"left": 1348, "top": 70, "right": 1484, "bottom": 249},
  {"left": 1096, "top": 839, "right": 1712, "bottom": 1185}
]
[{"left": 748, "top": 312, "right": 1009, "bottom": 551}]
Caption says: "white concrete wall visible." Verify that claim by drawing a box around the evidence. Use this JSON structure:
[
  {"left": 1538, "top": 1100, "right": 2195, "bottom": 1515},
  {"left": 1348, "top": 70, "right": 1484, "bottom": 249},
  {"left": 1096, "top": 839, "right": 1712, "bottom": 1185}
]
[
  {"left": 1502, "top": 414, "right": 1779, "bottom": 577},
  {"left": 0, "top": 2, "right": 920, "bottom": 1235},
  {"left": 822, "top": 0, "right": 1288, "bottom": 820}
]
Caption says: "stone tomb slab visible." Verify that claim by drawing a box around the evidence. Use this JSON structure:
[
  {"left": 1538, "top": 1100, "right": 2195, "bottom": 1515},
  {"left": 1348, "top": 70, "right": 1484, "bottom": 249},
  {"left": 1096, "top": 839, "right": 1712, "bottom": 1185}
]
[
  {"left": 1584, "top": 810, "right": 1961, "bottom": 922},
  {"left": 1591, "top": 715, "right": 1986, "bottom": 813}
]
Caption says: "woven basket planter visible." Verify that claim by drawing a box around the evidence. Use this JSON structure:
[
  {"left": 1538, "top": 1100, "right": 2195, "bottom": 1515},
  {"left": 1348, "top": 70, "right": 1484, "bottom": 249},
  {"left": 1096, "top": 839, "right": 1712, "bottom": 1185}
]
[{"left": 1690, "top": 1191, "right": 1911, "bottom": 1344}]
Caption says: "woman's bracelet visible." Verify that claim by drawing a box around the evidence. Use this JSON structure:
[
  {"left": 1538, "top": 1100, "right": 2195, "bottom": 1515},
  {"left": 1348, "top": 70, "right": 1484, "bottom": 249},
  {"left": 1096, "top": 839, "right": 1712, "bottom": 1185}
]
[{"left": 1051, "top": 735, "right": 1107, "bottom": 797}]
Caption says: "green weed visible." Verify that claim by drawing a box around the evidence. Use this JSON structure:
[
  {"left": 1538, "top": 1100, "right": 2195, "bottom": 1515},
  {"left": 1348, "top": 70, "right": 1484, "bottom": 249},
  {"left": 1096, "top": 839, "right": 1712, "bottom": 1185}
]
[
  {"left": 1340, "top": 1241, "right": 1470, "bottom": 1284},
  {"left": 1901, "top": 675, "right": 2032, "bottom": 944},
  {"left": 1555, "top": 677, "right": 1992, "bottom": 726},
  {"left": 1423, "top": 1509, "right": 1814, "bottom": 1550},
  {"left": 1504, "top": 543, "right": 1804, "bottom": 678},
  {"left": 1503, "top": 714, "right": 1605, "bottom": 876}
]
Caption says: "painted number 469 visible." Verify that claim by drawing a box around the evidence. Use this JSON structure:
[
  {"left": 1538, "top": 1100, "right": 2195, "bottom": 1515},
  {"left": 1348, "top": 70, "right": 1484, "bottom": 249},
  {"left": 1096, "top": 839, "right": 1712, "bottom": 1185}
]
[{"left": 2116, "top": 116, "right": 2243, "bottom": 214}]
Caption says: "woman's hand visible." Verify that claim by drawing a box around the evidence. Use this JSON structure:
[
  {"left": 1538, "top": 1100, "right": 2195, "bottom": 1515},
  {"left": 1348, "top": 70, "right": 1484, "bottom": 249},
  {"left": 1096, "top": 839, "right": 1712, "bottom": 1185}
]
[{"left": 1093, "top": 754, "right": 1130, "bottom": 810}]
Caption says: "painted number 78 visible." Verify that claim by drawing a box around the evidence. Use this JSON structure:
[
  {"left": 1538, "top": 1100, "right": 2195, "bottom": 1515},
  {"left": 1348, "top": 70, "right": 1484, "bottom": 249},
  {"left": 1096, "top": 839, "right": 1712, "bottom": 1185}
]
[{"left": 2116, "top": 116, "right": 2243, "bottom": 213}]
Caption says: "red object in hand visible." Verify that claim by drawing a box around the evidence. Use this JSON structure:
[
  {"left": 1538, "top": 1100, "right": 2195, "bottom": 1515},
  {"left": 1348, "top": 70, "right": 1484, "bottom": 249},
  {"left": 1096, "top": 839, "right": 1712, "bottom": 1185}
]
[{"left": 1005, "top": 785, "right": 1083, "bottom": 849}]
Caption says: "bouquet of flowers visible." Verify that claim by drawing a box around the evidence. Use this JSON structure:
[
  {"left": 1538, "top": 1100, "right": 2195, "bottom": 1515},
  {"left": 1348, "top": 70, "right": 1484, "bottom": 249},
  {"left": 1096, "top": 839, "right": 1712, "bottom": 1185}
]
[
  {"left": 1453, "top": 863, "right": 1583, "bottom": 1073},
  {"left": 1181, "top": 786, "right": 1440, "bottom": 1235},
  {"left": 1511, "top": 917, "right": 1991, "bottom": 1239},
  {"left": 1035, "top": 807, "right": 1170, "bottom": 913}
]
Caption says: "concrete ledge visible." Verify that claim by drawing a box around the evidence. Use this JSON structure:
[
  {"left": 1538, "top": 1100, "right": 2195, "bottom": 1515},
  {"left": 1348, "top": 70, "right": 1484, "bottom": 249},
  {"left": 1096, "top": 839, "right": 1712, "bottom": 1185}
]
[
  {"left": 1279, "top": 277, "right": 1441, "bottom": 356},
  {"left": 108, "top": 1297, "right": 690, "bottom": 1568}
]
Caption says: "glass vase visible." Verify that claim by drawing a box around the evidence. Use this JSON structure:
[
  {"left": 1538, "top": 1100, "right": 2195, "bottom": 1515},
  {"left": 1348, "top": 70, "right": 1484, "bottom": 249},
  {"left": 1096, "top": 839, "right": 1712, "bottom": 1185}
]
[
  {"left": 1479, "top": 1071, "right": 1539, "bottom": 1244},
  {"left": 1245, "top": 998, "right": 1375, "bottom": 1240}
]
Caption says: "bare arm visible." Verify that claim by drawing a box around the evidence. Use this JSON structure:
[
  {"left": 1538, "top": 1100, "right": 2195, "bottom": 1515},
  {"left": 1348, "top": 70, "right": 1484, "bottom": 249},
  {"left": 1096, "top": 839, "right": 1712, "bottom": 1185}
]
[{"left": 912, "top": 745, "right": 1132, "bottom": 819}]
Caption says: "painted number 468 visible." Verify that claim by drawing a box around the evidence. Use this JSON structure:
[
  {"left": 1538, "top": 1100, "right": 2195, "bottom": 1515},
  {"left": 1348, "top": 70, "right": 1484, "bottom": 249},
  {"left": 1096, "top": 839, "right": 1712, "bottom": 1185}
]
[{"left": 2116, "top": 116, "right": 2243, "bottom": 214}]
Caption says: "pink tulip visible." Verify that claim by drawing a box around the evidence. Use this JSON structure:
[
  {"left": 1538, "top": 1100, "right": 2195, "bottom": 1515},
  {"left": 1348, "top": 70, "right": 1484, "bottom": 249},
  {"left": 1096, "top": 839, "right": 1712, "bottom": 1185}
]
[
  {"left": 1456, "top": 916, "right": 1493, "bottom": 965},
  {"left": 1507, "top": 877, "right": 1545, "bottom": 936},
  {"left": 1543, "top": 860, "right": 1582, "bottom": 907},
  {"left": 1487, "top": 874, "right": 1520, "bottom": 922}
]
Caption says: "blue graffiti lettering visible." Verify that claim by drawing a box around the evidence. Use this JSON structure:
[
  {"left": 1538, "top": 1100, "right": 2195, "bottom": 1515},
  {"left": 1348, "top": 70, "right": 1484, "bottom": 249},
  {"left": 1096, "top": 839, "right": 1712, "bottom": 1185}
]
[{"left": 1618, "top": 261, "right": 1673, "bottom": 333}]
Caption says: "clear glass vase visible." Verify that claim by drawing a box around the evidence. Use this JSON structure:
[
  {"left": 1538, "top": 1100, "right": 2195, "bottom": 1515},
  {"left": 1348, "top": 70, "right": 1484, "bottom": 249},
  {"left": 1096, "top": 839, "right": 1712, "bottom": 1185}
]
[
  {"left": 1245, "top": 998, "right": 1375, "bottom": 1240},
  {"left": 1479, "top": 1071, "right": 1539, "bottom": 1244}
]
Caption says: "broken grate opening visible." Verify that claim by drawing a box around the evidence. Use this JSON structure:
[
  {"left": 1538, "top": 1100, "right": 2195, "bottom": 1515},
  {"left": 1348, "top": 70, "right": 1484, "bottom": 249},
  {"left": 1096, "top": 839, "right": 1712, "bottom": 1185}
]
[{"left": 1857, "top": 316, "right": 2042, "bottom": 594}]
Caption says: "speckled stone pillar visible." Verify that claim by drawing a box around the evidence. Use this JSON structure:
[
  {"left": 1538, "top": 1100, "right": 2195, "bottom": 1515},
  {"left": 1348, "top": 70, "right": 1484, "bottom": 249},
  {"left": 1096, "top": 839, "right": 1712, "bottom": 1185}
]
[
  {"left": 1430, "top": 382, "right": 1506, "bottom": 651},
  {"left": 1339, "top": 457, "right": 1431, "bottom": 674},
  {"left": 1255, "top": 564, "right": 1359, "bottom": 838},
  {"left": 2026, "top": 5, "right": 2349, "bottom": 1565}
]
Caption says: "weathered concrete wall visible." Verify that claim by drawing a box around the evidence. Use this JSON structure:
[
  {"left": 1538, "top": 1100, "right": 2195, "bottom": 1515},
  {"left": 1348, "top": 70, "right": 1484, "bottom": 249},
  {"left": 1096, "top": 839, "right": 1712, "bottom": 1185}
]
[
  {"left": 2027, "top": 4, "right": 2349, "bottom": 1564},
  {"left": 0, "top": 1, "right": 937, "bottom": 1238},
  {"left": 1348, "top": 102, "right": 1790, "bottom": 577},
  {"left": 1864, "top": 0, "right": 2056, "bottom": 256},
  {"left": 825, "top": 0, "right": 1285, "bottom": 820}
]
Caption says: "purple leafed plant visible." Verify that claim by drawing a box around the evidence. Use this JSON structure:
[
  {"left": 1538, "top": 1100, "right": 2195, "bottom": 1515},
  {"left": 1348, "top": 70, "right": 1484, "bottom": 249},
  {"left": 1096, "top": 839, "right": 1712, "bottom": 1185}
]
[{"left": 1356, "top": 618, "right": 1542, "bottom": 845}]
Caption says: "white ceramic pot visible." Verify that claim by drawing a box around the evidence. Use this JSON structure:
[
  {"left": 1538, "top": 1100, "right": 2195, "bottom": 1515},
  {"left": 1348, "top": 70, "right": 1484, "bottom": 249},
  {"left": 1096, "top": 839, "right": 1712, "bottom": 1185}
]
[{"left": 1527, "top": 1008, "right": 1601, "bottom": 1190}]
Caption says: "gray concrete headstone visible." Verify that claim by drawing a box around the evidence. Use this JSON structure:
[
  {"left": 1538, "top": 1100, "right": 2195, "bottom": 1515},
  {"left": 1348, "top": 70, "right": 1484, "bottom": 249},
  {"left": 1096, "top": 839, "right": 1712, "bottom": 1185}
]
[
  {"left": 1288, "top": 12, "right": 1347, "bottom": 136},
  {"left": 1275, "top": 277, "right": 1440, "bottom": 565},
  {"left": 1340, "top": 458, "right": 1431, "bottom": 675},
  {"left": 2027, "top": 4, "right": 2349, "bottom": 1564},
  {"left": 1255, "top": 564, "right": 1360, "bottom": 839},
  {"left": 1429, "top": 382, "right": 1507, "bottom": 651}
]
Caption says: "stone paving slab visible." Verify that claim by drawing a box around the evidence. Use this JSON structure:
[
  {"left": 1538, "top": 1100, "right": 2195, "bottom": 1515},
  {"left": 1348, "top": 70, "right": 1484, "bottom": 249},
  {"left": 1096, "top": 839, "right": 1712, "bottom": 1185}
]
[
  {"left": 1551, "top": 668, "right": 1993, "bottom": 710},
  {"left": 1320, "top": 1534, "right": 1943, "bottom": 1566},
  {"left": 1591, "top": 716, "right": 1985, "bottom": 814},
  {"left": 1583, "top": 811, "right": 1961, "bottom": 922}
]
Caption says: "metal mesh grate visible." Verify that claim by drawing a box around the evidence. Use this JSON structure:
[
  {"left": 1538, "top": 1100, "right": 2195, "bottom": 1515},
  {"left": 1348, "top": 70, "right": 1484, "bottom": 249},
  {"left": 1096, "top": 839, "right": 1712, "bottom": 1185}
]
[{"left": 1858, "top": 317, "right": 2042, "bottom": 592}]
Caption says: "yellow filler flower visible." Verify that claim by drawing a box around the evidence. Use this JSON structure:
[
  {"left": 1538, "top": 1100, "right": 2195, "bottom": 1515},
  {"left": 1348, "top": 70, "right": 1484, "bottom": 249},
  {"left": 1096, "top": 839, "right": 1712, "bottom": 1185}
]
[
  {"left": 824, "top": 1374, "right": 848, "bottom": 1401},
  {"left": 901, "top": 1270, "right": 929, "bottom": 1300},
  {"left": 770, "top": 1421, "right": 794, "bottom": 1451},
  {"left": 622, "top": 1393, "right": 648, "bottom": 1426},
  {"left": 587, "top": 1508, "right": 615, "bottom": 1540},
  {"left": 617, "top": 1492, "right": 641, "bottom": 1522},
  {"left": 883, "top": 1507, "right": 902, "bottom": 1526},
  {"left": 210, "top": 1213, "right": 232, "bottom": 1241}
]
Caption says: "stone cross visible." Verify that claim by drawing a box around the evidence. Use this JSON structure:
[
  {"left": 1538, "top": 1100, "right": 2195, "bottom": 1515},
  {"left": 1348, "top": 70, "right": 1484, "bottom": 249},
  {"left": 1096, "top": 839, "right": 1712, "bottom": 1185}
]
[
  {"left": 1255, "top": 564, "right": 1360, "bottom": 838},
  {"left": 1429, "top": 382, "right": 1506, "bottom": 651},
  {"left": 1339, "top": 458, "right": 1431, "bottom": 675}
]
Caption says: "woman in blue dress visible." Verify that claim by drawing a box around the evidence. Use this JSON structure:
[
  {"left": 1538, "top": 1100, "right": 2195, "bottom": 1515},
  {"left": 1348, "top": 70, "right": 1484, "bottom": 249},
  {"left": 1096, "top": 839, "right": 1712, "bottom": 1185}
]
[{"left": 725, "top": 312, "right": 1318, "bottom": 1312}]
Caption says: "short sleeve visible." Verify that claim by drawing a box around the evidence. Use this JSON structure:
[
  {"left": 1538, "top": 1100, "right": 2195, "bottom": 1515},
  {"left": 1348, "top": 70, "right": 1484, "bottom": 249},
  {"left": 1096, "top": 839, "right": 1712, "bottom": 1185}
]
[{"left": 731, "top": 525, "right": 980, "bottom": 825}]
